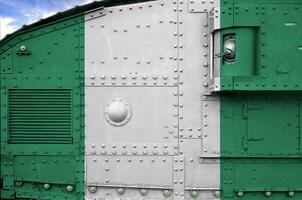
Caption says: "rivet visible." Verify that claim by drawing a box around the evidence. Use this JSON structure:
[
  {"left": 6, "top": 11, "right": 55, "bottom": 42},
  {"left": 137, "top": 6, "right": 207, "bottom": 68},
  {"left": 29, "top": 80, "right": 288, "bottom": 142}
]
[
  {"left": 265, "top": 191, "right": 272, "bottom": 197},
  {"left": 66, "top": 185, "right": 74, "bottom": 192},
  {"left": 163, "top": 189, "right": 172, "bottom": 197},
  {"left": 117, "top": 187, "right": 126, "bottom": 195},
  {"left": 88, "top": 186, "right": 97, "bottom": 193},
  {"left": 15, "top": 181, "right": 23, "bottom": 187},
  {"left": 139, "top": 188, "right": 148, "bottom": 196},
  {"left": 288, "top": 191, "right": 295, "bottom": 197},
  {"left": 237, "top": 191, "right": 244, "bottom": 197},
  {"left": 43, "top": 183, "right": 51, "bottom": 190},
  {"left": 214, "top": 190, "right": 220, "bottom": 197},
  {"left": 191, "top": 190, "right": 199, "bottom": 198}
]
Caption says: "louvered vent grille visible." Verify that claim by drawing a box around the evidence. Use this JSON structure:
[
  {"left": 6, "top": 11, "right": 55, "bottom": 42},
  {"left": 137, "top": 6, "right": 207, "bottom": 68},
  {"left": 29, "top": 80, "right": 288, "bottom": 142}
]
[{"left": 8, "top": 89, "right": 72, "bottom": 144}]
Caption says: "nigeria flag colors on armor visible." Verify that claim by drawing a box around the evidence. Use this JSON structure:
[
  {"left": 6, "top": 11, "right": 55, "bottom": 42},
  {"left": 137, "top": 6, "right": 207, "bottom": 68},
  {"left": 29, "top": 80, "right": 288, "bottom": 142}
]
[{"left": 1, "top": 0, "right": 302, "bottom": 199}]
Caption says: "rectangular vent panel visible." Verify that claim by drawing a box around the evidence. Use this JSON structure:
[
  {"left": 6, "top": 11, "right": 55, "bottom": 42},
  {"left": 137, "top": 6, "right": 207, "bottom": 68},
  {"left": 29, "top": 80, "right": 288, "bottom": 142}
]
[{"left": 8, "top": 89, "right": 72, "bottom": 144}]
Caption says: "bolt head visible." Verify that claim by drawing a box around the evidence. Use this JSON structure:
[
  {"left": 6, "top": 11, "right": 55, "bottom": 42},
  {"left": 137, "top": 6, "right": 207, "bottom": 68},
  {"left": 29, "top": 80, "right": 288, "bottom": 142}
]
[
  {"left": 88, "top": 186, "right": 97, "bottom": 193},
  {"left": 265, "top": 191, "right": 272, "bottom": 197},
  {"left": 20, "top": 45, "right": 26, "bottom": 52},
  {"left": 66, "top": 185, "right": 74, "bottom": 192},
  {"left": 214, "top": 190, "right": 220, "bottom": 197},
  {"left": 190, "top": 190, "right": 199, "bottom": 198},
  {"left": 139, "top": 188, "right": 148, "bottom": 196},
  {"left": 163, "top": 189, "right": 172, "bottom": 197},
  {"left": 15, "top": 181, "right": 23, "bottom": 187},
  {"left": 288, "top": 191, "right": 295, "bottom": 197},
  {"left": 43, "top": 183, "right": 51, "bottom": 190},
  {"left": 117, "top": 187, "right": 125, "bottom": 195},
  {"left": 237, "top": 191, "right": 244, "bottom": 197}
]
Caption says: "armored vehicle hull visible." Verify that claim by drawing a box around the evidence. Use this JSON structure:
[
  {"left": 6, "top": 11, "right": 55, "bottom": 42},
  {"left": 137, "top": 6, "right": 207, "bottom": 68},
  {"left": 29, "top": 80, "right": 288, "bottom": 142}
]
[{"left": 1, "top": 0, "right": 302, "bottom": 199}]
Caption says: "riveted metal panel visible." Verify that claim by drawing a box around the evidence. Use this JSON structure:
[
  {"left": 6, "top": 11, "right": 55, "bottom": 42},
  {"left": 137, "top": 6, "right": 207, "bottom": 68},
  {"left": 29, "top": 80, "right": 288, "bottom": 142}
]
[
  {"left": 85, "top": 1, "right": 178, "bottom": 87},
  {"left": 188, "top": 0, "right": 220, "bottom": 13},
  {"left": 85, "top": 87, "right": 178, "bottom": 156},
  {"left": 178, "top": 5, "right": 209, "bottom": 139},
  {"left": 86, "top": 156, "right": 173, "bottom": 187},
  {"left": 201, "top": 97, "right": 220, "bottom": 157},
  {"left": 183, "top": 139, "right": 220, "bottom": 189},
  {"left": 1, "top": 13, "right": 85, "bottom": 199}
]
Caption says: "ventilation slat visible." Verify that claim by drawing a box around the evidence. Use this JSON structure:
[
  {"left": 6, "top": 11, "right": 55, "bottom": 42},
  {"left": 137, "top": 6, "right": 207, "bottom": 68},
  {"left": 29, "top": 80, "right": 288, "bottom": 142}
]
[{"left": 8, "top": 89, "right": 72, "bottom": 144}]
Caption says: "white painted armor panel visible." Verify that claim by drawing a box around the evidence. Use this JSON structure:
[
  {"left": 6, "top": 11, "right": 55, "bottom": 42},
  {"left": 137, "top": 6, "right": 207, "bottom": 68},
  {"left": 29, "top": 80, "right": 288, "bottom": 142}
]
[{"left": 85, "top": 0, "right": 221, "bottom": 199}]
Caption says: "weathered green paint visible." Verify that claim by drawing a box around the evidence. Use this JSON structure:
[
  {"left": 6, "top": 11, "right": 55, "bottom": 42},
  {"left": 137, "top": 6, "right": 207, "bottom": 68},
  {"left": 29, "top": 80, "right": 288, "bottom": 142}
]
[
  {"left": 0, "top": 14, "right": 85, "bottom": 200},
  {"left": 220, "top": 1, "right": 302, "bottom": 199}
]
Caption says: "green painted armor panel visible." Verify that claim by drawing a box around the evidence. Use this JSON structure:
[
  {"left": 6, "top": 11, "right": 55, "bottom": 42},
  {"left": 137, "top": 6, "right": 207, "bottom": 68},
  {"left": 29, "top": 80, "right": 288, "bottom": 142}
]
[
  {"left": 0, "top": 14, "right": 85, "bottom": 200},
  {"left": 218, "top": 3, "right": 302, "bottom": 91},
  {"left": 220, "top": 1, "right": 302, "bottom": 199}
]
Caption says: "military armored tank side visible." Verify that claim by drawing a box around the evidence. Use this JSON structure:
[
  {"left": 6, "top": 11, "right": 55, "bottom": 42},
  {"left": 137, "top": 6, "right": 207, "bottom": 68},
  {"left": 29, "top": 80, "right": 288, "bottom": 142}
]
[{"left": 1, "top": 0, "right": 302, "bottom": 199}]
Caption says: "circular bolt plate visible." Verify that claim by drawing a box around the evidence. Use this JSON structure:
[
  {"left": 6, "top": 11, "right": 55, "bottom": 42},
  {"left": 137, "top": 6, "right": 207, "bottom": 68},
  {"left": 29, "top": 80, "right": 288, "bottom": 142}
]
[{"left": 104, "top": 98, "right": 131, "bottom": 126}]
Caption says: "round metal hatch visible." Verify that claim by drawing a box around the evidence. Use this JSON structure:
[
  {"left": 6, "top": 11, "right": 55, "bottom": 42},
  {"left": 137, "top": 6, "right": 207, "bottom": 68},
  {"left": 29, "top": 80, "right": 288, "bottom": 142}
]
[{"left": 104, "top": 98, "right": 131, "bottom": 126}]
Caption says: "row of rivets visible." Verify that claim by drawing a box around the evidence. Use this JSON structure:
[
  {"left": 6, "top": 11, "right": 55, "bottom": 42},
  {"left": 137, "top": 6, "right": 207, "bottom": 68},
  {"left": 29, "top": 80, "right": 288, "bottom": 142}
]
[
  {"left": 15, "top": 181, "right": 73, "bottom": 192},
  {"left": 88, "top": 186, "right": 172, "bottom": 197},
  {"left": 237, "top": 191, "right": 295, "bottom": 197}
]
